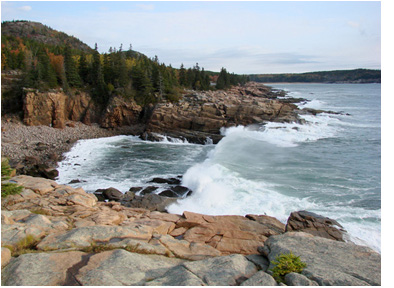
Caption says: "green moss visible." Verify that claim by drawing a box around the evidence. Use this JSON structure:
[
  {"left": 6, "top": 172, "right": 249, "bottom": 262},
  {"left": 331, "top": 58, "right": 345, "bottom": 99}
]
[{"left": 270, "top": 251, "right": 307, "bottom": 283}]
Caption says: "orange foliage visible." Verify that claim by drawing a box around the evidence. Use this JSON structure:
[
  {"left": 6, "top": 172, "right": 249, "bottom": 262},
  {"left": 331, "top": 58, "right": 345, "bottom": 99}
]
[{"left": 48, "top": 53, "right": 64, "bottom": 77}]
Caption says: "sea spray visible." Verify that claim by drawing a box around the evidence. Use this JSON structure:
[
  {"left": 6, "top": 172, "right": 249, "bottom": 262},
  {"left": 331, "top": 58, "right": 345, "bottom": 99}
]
[{"left": 57, "top": 83, "right": 381, "bottom": 253}]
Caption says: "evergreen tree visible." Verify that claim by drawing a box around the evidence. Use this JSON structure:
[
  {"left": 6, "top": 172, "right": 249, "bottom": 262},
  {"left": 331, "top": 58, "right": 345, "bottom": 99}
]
[
  {"left": 179, "top": 63, "right": 187, "bottom": 86},
  {"left": 64, "top": 44, "right": 81, "bottom": 87},
  {"left": 78, "top": 51, "right": 89, "bottom": 83}
]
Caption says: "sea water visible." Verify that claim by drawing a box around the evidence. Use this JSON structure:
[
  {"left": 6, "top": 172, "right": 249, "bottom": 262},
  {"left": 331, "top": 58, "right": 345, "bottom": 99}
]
[{"left": 57, "top": 83, "right": 381, "bottom": 253}]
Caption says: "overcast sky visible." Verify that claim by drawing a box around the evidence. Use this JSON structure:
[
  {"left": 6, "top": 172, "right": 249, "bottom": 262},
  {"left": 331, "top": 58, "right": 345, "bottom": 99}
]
[{"left": 1, "top": 1, "right": 381, "bottom": 74}]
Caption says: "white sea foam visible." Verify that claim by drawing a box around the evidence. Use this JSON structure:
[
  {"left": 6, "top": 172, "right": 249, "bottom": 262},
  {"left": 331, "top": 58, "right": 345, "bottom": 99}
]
[{"left": 57, "top": 84, "right": 381, "bottom": 253}]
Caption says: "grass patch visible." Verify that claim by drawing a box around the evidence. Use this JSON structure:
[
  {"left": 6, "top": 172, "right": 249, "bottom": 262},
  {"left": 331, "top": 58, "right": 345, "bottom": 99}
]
[
  {"left": 81, "top": 242, "right": 116, "bottom": 254},
  {"left": 1, "top": 158, "right": 23, "bottom": 198},
  {"left": 4, "top": 234, "right": 41, "bottom": 257},
  {"left": 270, "top": 251, "right": 307, "bottom": 283},
  {"left": 31, "top": 209, "right": 52, "bottom": 216}
]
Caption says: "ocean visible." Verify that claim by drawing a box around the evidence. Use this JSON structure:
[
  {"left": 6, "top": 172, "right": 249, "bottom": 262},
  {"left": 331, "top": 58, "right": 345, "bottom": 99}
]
[{"left": 57, "top": 83, "right": 381, "bottom": 253}]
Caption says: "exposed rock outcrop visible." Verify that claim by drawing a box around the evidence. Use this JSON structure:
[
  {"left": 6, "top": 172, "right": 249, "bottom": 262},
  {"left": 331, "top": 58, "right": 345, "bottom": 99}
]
[
  {"left": 146, "top": 83, "right": 301, "bottom": 143},
  {"left": 100, "top": 95, "right": 143, "bottom": 128},
  {"left": 285, "top": 210, "right": 347, "bottom": 241},
  {"left": 1, "top": 175, "right": 382, "bottom": 286},
  {"left": 262, "top": 232, "right": 381, "bottom": 286},
  {"left": 23, "top": 89, "right": 100, "bottom": 128}
]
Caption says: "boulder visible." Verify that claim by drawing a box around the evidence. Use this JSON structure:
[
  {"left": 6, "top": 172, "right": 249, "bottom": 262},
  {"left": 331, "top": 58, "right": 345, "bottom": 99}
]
[
  {"left": 285, "top": 210, "right": 346, "bottom": 241},
  {"left": 264, "top": 232, "right": 381, "bottom": 286},
  {"left": 284, "top": 272, "right": 319, "bottom": 286},
  {"left": 101, "top": 187, "right": 124, "bottom": 201},
  {"left": 153, "top": 234, "right": 221, "bottom": 260},
  {"left": 240, "top": 271, "right": 278, "bottom": 286},
  {"left": 178, "top": 211, "right": 279, "bottom": 255},
  {"left": 123, "top": 193, "right": 177, "bottom": 212},
  {"left": 75, "top": 249, "right": 184, "bottom": 286},
  {"left": 1, "top": 251, "right": 86, "bottom": 286},
  {"left": 182, "top": 254, "right": 258, "bottom": 286}
]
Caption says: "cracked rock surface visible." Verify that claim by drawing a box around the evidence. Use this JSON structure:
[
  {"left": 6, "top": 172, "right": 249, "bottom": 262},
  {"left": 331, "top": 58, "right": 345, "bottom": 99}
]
[{"left": 1, "top": 175, "right": 381, "bottom": 286}]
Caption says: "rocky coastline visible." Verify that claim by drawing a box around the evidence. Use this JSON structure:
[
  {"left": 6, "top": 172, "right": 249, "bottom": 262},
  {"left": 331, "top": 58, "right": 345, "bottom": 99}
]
[
  {"left": 1, "top": 82, "right": 381, "bottom": 285},
  {"left": 1, "top": 175, "right": 381, "bottom": 286}
]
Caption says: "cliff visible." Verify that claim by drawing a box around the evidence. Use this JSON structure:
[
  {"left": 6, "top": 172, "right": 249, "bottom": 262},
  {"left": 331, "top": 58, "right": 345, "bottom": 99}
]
[
  {"left": 22, "top": 89, "right": 142, "bottom": 129},
  {"left": 146, "top": 82, "right": 303, "bottom": 144},
  {"left": 12, "top": 82, "right": 309, "bottom": 145}
]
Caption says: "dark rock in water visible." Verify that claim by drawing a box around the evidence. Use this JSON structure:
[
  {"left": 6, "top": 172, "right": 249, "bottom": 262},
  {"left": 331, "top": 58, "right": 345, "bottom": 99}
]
[
  {"left": 285, "top": 210, "right": 346, "bottom": 241},
  {"left": 129, "top": 187, "right": 143, "bottom": 193},
  {"left": 122, "top": 193, "right": 177, "bottom": 212},
  {"left": 140, "top": 186, "right": 158, "bottom": 195},
  {"left": 171, "top": 185, "right": 191, "bottom": 196},
  {"left": 149, "top": 177, "right": 181, "bottom": 185},
  {"left": 93, "top": 191, "right": 106, "bottom": 202},
  {"left": 159, "top": 190, "right": 179, "bottom": 198},
  {"left": 122, "top": 191, "right": 136, "bottom": 201},
  {"left": 69, "top": 179, "right": 85, "bottom": 184},
  {"left": 97, "top": 187, "right": 124, "bottom": 201}
]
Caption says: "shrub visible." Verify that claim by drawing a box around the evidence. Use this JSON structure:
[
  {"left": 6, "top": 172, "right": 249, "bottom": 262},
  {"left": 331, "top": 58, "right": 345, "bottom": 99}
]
[{"left": 270, "top": 251, "right": 307, "bottom": 283}]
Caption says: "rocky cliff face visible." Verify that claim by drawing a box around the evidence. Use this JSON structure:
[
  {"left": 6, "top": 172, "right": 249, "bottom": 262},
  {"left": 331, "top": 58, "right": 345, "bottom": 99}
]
[
  {"left": 19, "top": 82, "right": 308, "bottom": 144},
  {"left": 22, "top": 90, "right": 142, "bottom": 129},
  {"left": 146, "top": 82, "right": 301, "bottom": 143},
  {"left": 101, "top": 95, "right": 143, "bottom": 128}
]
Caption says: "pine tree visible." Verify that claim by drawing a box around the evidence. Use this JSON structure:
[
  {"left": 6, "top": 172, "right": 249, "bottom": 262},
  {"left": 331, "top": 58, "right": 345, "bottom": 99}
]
[
  {"left": 78, "top": 51, "right": 89, "bottom": 83},
  {"left": 64, "top": 44, "right": 81, "bottom": 87},
  {"left": 179, "top": 63, "right": 187, "bottom": 86}
]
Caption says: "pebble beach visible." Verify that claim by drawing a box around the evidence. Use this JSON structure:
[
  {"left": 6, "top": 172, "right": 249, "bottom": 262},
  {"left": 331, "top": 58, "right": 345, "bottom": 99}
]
[{"left": 1, "top": 117, "right": 145, "bottom": 166}]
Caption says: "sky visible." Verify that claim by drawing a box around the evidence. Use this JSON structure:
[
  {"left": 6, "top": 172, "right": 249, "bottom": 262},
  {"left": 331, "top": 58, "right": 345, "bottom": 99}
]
[{"left": 1, "top": 1, "right": 382, "bottom": 74}]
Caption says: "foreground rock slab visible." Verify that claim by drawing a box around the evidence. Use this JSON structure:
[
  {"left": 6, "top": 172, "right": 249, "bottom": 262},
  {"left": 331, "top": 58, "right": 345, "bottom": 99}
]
[{"left": 263, "top": 232, "right": 381, "bottom": 286}]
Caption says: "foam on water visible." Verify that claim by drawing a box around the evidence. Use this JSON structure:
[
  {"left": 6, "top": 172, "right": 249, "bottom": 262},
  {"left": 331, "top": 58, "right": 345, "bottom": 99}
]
[{"left": 57, "top": 84, "right": 381, "bottom": 253}]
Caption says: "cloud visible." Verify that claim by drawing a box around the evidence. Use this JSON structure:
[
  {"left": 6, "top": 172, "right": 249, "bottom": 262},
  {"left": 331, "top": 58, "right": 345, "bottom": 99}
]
[
  {"left": 135, "top": 4, "right": 155, "bottom": 11},
  {"left": 18, "top": 6, "right": 32, "bottom": 12},
  {"left": 347, "top": 21, "right": 360, "bottom": 28}
]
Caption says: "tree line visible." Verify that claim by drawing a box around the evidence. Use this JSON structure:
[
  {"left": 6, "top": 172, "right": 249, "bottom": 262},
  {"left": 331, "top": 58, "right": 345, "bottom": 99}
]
[{"left": 2, "top": 28, "right": 248, "bottom": 112}]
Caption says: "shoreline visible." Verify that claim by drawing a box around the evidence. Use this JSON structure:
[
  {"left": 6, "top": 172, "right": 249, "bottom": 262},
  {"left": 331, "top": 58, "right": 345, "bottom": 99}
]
[{"left": 1, "top": 117, "right": 145, "bottom": 167}]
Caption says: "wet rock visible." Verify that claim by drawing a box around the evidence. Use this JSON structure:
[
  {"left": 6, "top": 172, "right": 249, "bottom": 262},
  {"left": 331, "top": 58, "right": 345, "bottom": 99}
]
[
  {"left": 93, "top": 191, "right": 106, "bottom": 202},
  {"left": 101, "top": 187, "right": 124, "bottom": 201},
  {"left": 286, "top": 210, "right": 346, "bottom": 241},
  {"left": 149, "top": 177, "right": 181, "bottom": 185},
  {"left": 123, "top": 194, "right": 177, "bottom": 212},
  {"left": 158, "top": 190, "right": 179, "bottom": 198},
  {"left": 140, "top": 186, "right": 158, "bottom": 195},
  {"left": 128, "top": 186, "right": 143, "bottom": 193}
]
